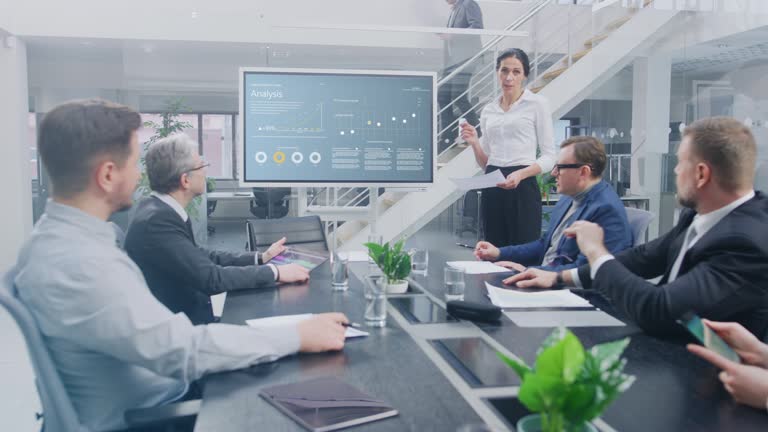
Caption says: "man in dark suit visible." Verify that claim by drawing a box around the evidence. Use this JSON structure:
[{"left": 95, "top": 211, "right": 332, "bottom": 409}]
[
  {"left": 475, "top": 136, "right": 632, "bottom": 273},
  {"left": 438, "top": 0, "right": 483, "bottom": 151},
  {"left": 125, "top": 133, "right": 310, "bottom": 324},
  {"left": 507, "top": 117, "right": 768, "bottom": 338}
]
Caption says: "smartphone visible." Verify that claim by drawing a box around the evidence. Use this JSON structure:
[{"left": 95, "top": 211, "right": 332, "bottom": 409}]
[{"left": 678, "top": 312, "right": 741, "bottom": 363}]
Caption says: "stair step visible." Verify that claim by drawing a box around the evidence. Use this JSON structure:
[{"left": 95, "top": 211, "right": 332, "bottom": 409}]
[
  {"left": 542, "top": 66, "right": 568, "bottom": 81},
  {"left": 583, "top": 33, "right": 610, "bottom": 48},
  {"left": 530, "top": 85, "right": 546, "bottom": 94}
]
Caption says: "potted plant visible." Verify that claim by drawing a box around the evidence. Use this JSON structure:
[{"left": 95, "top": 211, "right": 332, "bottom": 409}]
[
  {"left": 498, "top": 328, "right": 635, "bottom": 432},
  {"left": 363, "top": 238, "right": 411, "bottom": 294}
]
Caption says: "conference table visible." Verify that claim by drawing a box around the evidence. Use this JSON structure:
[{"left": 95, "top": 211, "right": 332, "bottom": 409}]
[{"left": 194, "top": 246, "right": 768, "bottom": 431}]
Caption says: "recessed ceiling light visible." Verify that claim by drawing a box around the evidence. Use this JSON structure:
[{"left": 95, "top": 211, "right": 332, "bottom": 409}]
[
  {"left": 143, "top": 45, "right": 154, "bottom": 54},
  {"left": 716, "top": 43, "right": 729, "bottom": 49},
  {"left": 191, "top": 10, "right": 199, "bottom": 19},
  {"left": 80, "top": 41, "right": 94, "bottom": 46}
]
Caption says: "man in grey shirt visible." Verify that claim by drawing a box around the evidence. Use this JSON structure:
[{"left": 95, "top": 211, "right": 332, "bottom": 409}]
[{"left": 13, "top": 99, "right": 348, "bottom": 431}]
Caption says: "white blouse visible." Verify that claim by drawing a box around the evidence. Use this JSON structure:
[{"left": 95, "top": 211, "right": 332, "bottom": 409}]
[{"left": 479, "top": 89, "right": 556, "bottom": 172}]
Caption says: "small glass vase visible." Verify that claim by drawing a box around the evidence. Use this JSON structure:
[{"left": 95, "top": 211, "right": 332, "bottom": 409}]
[{"left": 516, "top": 414, "right": 597, "bottom": 432}]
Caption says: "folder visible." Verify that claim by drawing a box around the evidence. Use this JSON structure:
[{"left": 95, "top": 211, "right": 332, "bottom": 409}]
[{"left": 260, "top": 376, "right": 398, "bottom": 431}]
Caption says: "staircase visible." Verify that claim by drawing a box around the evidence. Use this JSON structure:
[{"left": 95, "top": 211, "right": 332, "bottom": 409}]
[{"left": 322, "top": 0, "right": 681, "bottom": 251}]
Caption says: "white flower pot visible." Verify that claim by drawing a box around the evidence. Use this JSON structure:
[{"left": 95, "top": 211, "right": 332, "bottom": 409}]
[{"left": 385, "top": 280, "right": 409, "bottom": 294}]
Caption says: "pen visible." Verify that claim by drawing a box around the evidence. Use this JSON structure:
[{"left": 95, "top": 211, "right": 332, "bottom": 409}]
[
  {"left": 342, "top": 322, "right": 362, "bottom": 328},
  {"left": 456, "top": 243, "right": 475, "bottom": 249}
]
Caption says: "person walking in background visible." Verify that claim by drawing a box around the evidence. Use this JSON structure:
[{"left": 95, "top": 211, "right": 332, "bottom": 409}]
[
  {"left": 438, "top": 0, "right": 483, "bottom": 152},
  {"left": 462, "top": 48, "right": 557, "bottom": 247}
]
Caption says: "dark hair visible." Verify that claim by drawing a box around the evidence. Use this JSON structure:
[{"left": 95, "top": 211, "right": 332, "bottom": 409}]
[
  {"left": 560, "top": 136, "right": 606, "bottom": 178},
  {"left": 38, "top": 99, "right": 141, "bottom": 198},
  {"left": 683, "top": 117, "right": 756, "bottom": 191},
  {"left": 496, "top": 48, "right": 530, "bottom": 77}
]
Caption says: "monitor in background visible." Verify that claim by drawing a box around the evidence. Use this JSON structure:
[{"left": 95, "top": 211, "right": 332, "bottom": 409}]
[{"left": 239, "top": 68, "right": 436, "bottom": 188}]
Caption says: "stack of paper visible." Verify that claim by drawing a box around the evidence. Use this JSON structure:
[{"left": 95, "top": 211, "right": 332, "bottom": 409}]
[
  {"left": 485, "top": 282, "right": 592, "bottom": 308},
  {"left": 450, "top": 169, "right": 506, "bottom": 191},
  {"left": 246, "top": 314, "right": 369, "bottom": 338},
  {"left": 446, "top": 261, "right": 511, "bottom": 275}
]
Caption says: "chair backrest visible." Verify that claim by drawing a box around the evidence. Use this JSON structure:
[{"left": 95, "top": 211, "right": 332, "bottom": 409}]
[
  {"left": 625, "top": 207, "right": 655, "bottom": 247},
  {"left": 246, "top": 215, "right": 328, "bottom": 252},
  {"left": 109, "top": 221, "right": 126, "bottom": 250},
  {"left": 0, "top": 270, "right": 86, "bottom": 432}
]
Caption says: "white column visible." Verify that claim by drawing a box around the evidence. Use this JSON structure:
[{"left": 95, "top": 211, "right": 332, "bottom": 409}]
[
  {"left": 0, "top": 32, "right": 31, "bottom": 272},
  {"left": 630, "top": 54, "right": 672, "bottom": 239}
]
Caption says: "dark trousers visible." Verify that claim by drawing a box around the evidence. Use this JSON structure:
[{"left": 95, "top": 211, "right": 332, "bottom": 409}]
[
  {"left": 438, "top": 68, "right": 479, "bottom": 153},
  {"left": 121, "top": 383, "right": 202, "bottom": 432},
  {"left": 481, "top": 165, "right": 542, "bottom": 247}
]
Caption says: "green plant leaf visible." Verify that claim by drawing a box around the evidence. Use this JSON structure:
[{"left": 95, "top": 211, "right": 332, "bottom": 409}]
[
  {"left": 496, "top": 352, "right": 531, "bottom": 379},
  {"left": 535, "top": 329, "right": 585, "bottom": 384},
  {"left": 518, "top": 373, "right": 565, "bottom": 414}
]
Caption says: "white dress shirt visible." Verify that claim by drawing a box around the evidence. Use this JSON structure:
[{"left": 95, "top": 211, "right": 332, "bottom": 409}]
[
  {"left": 572, "top": 191, "right": 756, "bottom": 286},
  {"left": 14, "top": 201, "right": 299, "bottom": 431},
  {"left": 151, "top": 192, "right": 278, "bottom": 279},
  {"left": 479, "top": 89, "right": 557, "bottom": 172}
]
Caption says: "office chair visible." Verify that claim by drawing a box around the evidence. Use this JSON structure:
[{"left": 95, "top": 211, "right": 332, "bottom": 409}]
[
  {"left": 625, "top": 207, "right": 655, "bottom": 247},
  {"left": 246, "top": 215, "right": 328, "bottom": 253},
  {"left": 249, "top": 187, "right": 291, "bottom": 220},
  {"left": 0, "top": 270, "right": 200, "bottom": 432},
  {"left": 109, "top": 222, "right": 126, "bottom": 250}
]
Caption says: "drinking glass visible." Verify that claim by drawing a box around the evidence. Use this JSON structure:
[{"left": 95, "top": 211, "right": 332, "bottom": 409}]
[
  {"left": 444, "top": 265, "right": 465, "bottom": 301},
  {"left": 410, "top": 248, "right": 429, "bottom": 275},
  {"left": 364, "top": 274, "right": 387, "bottom": 327}
]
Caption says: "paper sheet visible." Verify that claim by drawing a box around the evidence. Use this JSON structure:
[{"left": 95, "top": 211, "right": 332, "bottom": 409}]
[
  {"left": 246, "top": 314, "right": 369, "bottom": 338},
  {"left": 504, "top": 310, "right": 625, "bottom": 327},
  {"left": 446, "top": 261, "right": 511, "bottom": 274},
  {"left": 450, "top": 169, "right": 506, "bottom": 191},
  {"left": 338, "top": 250, "right": 370, "bottom": 262},
  {"left": 485, "top": 282, "right": 592, "bottom": 308}
]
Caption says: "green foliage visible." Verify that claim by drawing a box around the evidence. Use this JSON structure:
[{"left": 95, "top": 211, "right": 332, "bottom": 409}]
[
  {"left": 363, "top": 238, "right": 412, "bottom": 284},
  {"left": 497, "top": 328, "right": 634, "bottom": 432},
  {"left": 537, "top": 173, "right": 557, "bottom": 205}
]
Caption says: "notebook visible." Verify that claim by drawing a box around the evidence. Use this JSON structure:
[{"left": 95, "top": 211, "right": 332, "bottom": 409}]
[{"left": 260, "top": 376, "right": 398, "bottom": 431}]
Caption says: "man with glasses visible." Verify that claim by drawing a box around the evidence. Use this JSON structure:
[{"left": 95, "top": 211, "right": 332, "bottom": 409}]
[
  {"left": 475, "top": 136, "right": 632, "bottom": 273},
  {"left": 125, "top": 133, "right": 310, "bottom": 324},
  {"left": 506, "top": 117, "right": 768, "bottom": 338}
]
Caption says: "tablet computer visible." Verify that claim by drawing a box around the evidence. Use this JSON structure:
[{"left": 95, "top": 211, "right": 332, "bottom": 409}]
[{"left": 270, "top": 247, "right": 329, "bottom": 271}]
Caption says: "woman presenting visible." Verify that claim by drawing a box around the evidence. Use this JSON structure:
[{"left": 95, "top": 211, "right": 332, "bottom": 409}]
[{"left": 462, "top": 48, "right": 556, "bottom": 247}]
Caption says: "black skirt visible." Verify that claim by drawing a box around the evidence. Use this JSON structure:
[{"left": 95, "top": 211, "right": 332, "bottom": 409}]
[{"left": 480, "top": 165, "right": 542, "bottom": 247}]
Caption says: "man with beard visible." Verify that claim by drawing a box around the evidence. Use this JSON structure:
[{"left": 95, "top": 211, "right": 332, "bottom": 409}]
[
  {"left": 505, "top": 117, "right": 768, "bottom": 338},
  {"left": 13, "top": 99, "right": 348, "bottom": 431}
]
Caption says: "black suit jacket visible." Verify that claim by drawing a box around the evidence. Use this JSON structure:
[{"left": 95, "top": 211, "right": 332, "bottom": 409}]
[
  {"left": 125, "top": 196, "right": 276, "bottom": 324},
  {"left": 577, "top": 192, "right": 768, "bottom": 338}
]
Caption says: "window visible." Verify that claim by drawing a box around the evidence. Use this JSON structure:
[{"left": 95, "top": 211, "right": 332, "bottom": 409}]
[
  {"left": 139, "top": 112, "right": 236, "bottom": 179},
  {"left": 201, "top": 114, "right": 235, "bottom": 179}
]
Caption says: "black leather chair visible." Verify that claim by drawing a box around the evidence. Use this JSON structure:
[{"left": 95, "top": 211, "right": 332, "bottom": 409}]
[
  {"left": 246, "top": 215, "right": 328, "bottom": 253},
  {"left": 249, "top": 188, "right": 291, "bottom": 220}
]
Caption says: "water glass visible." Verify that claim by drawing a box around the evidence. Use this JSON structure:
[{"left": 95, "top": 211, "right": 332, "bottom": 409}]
[
  {"left": 444, "top": 265, "right": 465, "bottom": 301},
  {"left": 410, "top": 248, "right": 429, "bottom": 275},
  {"left": 331, "top": 254, "right": 349, "bottom": 291},
  {"left": 364, "top": 274, "right": 387, "bottom": 327}
]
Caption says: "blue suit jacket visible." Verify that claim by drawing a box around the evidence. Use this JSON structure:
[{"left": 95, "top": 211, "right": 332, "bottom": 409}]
[{"left": 497, "top": 180, "right": 632, "bottom": 272}]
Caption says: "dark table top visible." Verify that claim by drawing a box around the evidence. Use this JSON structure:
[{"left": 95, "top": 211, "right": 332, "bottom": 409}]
[
  {"left": 193, "top": 262, "right": 483, "bottom": 432},
  {"left": 408, "top": 247, "right": 768, "bottom": 432},
  {"left": 195, "top": 243, "right": 768, "bottom": 431}
]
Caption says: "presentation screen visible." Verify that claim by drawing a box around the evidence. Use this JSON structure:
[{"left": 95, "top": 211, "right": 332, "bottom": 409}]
[{"left": 239, "top": 67, "right": 436, "bottom": 187}]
